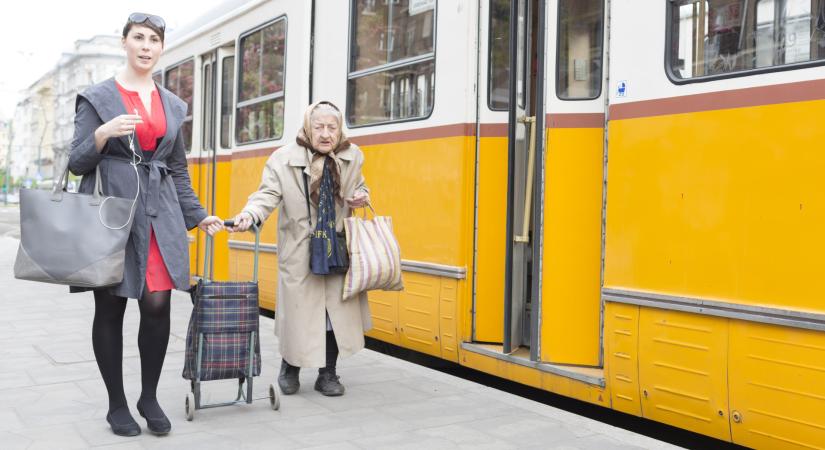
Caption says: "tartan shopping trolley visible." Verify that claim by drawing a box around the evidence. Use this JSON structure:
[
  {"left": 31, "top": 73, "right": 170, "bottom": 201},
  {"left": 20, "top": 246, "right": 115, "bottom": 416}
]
[{"left": 182, "top": 221, "right": 279, "bottom": 420}]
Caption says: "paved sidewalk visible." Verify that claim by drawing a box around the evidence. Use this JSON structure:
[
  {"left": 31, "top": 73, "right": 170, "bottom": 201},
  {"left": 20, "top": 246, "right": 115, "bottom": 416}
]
[{"left": 0, "top": 236, "right": 680, "bottom": 449}]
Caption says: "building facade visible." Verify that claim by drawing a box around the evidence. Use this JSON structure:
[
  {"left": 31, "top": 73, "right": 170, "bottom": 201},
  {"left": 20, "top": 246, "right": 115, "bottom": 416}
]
[{"left": 11, "top": 35, "right": 123, "bottom": 187}]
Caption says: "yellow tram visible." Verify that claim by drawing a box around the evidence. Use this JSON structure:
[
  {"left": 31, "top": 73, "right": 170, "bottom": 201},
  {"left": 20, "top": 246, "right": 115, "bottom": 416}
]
[{"left": 155, "top": 1, "right": 825, "bottom": 447}]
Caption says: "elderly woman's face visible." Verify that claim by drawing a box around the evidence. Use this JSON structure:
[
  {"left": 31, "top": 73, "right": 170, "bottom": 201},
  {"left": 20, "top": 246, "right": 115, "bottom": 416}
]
[{"left": 309, "top": 111, "right": 340, "bottom": 151}]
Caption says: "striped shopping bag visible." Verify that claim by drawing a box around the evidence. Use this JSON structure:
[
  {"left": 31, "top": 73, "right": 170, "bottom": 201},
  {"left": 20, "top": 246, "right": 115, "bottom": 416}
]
[{"left": 342, "top": 205, "right": 403, "bottom": 300}]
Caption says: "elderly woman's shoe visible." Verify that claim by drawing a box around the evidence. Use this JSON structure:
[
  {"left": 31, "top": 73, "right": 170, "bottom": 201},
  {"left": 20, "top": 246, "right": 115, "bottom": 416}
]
[
  {"left": 106, "top": 406, "right": 141, "bottom": 436},
  {"left": 314, "top": 368, "right": 345, "bottom": 396},
  {"left": 136, "top": 397, "right": 171, "bottom": 435},
  {"left": 278, "top": 359, "right": 300, "bottom": 394}
]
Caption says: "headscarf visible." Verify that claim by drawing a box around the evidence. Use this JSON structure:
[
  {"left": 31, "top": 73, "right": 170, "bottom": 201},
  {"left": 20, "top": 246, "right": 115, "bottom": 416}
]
[{"left": 295, "top": 101, "right": 350, "bottom": 206}]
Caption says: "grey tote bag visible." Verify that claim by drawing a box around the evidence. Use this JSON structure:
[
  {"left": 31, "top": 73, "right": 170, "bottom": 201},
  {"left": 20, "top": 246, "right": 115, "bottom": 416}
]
[{"left": 14, "top": 162, "right": 138, "bottom": 287}]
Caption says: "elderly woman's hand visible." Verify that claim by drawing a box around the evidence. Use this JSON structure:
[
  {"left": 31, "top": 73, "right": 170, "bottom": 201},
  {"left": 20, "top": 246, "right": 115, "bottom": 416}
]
[
  {"left": 228, "top": 212, "right": 255, "bottom": 232},
  {"left": 346, "top": 191, "right": 369, "bottom": 209},
  {"left": 198, "top": 216, "right": 224, "bottom": 236}
]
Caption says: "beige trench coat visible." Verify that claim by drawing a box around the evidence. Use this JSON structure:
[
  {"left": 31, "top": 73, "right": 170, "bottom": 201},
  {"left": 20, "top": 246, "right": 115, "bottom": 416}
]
[{"left": 242, "top": 142, "right": 372, "bottom": 368}]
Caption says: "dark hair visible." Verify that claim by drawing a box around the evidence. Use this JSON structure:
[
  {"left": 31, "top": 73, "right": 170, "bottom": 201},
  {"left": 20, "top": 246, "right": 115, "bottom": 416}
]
[{"left": 122, "top": 15, "right": 165, "bottom": 43}]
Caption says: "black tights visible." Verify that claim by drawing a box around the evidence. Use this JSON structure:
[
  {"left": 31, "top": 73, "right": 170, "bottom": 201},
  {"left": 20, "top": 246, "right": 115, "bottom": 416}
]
[{"left": 92, "top": 286, "right": 170, "bottom": 419}]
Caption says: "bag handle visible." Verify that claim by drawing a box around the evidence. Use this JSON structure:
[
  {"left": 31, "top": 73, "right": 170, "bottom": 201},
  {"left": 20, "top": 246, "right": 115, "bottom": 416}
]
[
  {"left": 303, "top": 171, "right": 312, "bottom": 227},
  {"left": 203, "top": 221, "right": 260, "bottom": 283}
]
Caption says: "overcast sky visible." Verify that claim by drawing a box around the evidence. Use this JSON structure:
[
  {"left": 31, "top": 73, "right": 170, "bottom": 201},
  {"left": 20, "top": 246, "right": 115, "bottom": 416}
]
[{"left": 0, "top": 0, "right": 228, "bottom": 119}]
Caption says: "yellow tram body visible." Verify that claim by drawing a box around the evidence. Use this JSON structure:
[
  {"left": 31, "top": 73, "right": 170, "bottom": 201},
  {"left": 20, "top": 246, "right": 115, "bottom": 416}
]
[{"left": 157, "top": 1, "right": 825, "bottom": 447}]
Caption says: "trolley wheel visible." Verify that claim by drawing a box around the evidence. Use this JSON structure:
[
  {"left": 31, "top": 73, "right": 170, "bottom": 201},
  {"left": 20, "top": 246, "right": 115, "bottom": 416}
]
[
  {"left": 185, "top": 392, "right": 195, "bottom": 421},
  {"left": 268, "top": 383, "right": 280, "bottom": 410}
]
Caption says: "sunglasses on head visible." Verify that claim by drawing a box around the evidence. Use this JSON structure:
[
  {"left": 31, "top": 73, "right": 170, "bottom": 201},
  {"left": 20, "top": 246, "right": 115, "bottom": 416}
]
[{"left": 128, "top": 12, "right": 165, "bottom": 31}]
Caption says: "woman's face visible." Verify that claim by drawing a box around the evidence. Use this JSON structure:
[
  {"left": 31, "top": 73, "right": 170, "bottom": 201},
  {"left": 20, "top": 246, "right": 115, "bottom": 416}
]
[
  {"left": 310, "top": 111, "right": 340, "bottom": 152},
  {"left": 122, "top": 25, "right": 163, "bottom": 73}
]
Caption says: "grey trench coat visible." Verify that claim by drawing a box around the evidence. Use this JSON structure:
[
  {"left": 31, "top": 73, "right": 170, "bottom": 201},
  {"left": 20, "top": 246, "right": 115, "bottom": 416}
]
[
  {"left": 242, "top": 142, "right": 372, "bottom": 368},
  {"left": 68, "top": 78, "right": 207, "bottom": 299}
]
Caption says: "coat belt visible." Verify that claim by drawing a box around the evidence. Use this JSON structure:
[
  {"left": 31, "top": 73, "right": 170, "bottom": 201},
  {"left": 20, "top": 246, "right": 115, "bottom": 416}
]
[{"left": 102, "top": 155, "right": 169, "bottom": 217}]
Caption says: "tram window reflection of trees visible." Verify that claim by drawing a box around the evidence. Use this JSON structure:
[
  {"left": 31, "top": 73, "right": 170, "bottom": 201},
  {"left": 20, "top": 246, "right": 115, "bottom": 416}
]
[{"left": 236, "top": 18, "right": 286, "bottom": 144}]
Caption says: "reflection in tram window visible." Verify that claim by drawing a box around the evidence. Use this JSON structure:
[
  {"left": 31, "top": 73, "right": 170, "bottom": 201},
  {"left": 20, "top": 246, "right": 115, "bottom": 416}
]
[
  {"left": 488, "top": 0, "right": 510, "bottom": 110},
  {"left": 669, "top": 0, "right": 825, "bottom": 80},
  {"left": 348, "top": 0, "right": 436, "bottom": 126},
  {"left": 236, "top": 19, "right": 286, "bottom": 144},
  {"left": 164, "top": 59, "right": 194, "bottom": 151},
  {"left": 557, "top": 0, "right": 604, "bottom": 100},
  {"left": 221, "top": 56, "right": 235, "bottom": 149}
]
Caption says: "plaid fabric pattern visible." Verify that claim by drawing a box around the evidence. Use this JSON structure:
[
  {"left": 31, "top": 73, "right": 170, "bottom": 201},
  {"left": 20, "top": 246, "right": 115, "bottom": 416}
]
[{"left": 183, "top": 279, "right": 262, "bottom": 381}]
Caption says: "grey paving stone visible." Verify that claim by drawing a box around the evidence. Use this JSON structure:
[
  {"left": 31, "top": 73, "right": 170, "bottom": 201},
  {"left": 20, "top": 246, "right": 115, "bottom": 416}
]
[
  {"left": 0, "top": 430, "right": 33, "bottom": 450},
  {"left": 0, "top": 235, "right": 681, "bottom": 450}
]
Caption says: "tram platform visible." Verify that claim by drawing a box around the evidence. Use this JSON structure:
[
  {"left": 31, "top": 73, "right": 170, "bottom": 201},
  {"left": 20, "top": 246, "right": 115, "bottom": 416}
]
[{"left": 0, "top": 235, "right": 680, "bottom": 449}]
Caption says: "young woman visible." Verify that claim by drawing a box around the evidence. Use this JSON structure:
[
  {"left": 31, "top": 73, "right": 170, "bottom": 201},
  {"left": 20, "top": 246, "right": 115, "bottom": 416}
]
[
  {"left": 230, "top": 101, "right": 371, "bottom": 398},
  {"left": 67, "top": 13, "right": 223, "bottom": 436}
]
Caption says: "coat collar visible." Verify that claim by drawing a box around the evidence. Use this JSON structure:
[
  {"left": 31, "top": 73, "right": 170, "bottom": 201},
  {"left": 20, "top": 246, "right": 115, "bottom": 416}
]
[
  {"left": 78, "top": 78, "right": 187, "bottom": 159},
  {"left": 287, "top": 142, "right": 358, "bottom": 169}
]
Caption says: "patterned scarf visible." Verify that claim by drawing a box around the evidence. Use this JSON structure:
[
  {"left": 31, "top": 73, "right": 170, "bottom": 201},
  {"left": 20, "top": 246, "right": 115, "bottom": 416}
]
[{"left": 298, "top": 101, "right": 350, "bottom": 275}]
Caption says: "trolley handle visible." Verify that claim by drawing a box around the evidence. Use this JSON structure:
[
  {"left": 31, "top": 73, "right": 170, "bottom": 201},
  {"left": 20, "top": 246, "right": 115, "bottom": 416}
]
[{"left": 202, "top": 220, "right": 260, "bottom": 284}]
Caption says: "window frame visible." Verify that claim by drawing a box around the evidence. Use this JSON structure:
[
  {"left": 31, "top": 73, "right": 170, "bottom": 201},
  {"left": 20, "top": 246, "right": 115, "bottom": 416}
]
[
  {"left": 555, "top": 0, "right": 605, "bottom": 101},
  {"left": 220, "top": 55, "right": 235, "bottom": 149},
  {"left": 665, "top": 0, "right": 825, "bottom": 85},
  {"left": 234, "top": 15, "right": 288, "bottom": 146},
  {"left": 345, "top": 0, "right": 438, "bottom": 129},
  {"left": 487, "top": 0, "right": 511, "bottom": 111},
  {"left": 164, "top": 57, "right": 195, "bottom": 152}
]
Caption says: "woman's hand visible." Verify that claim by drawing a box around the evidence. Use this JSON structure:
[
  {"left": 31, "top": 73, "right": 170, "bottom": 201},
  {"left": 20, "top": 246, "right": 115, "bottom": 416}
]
[
  {"left": 346, "top": 191, "right": 369, "bottom": 208},
  {"left": 94, "top": 114, "right": 143, "bottom": 152},
  {"left": 198, "top": 216, "right": 224, "bottom": 236},
  {"left": 97, "top": 114, "right": 143, "bottom": 140},
  {"left": 228, "top": 212, "right": 255, "bottom": 232}
]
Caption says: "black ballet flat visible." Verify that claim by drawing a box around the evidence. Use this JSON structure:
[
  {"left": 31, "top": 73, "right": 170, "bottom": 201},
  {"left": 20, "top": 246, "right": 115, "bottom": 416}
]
[
  {"left": 106, "top": 411, "right": 141, "bottom": 437},
  {"left": 136, "top": 401, "right": 171, "bottom": 435}
]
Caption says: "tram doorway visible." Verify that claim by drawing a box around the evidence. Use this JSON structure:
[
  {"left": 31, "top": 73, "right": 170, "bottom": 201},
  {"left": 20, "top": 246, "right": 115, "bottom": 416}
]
[
  {"left": 504, "top": 0, "right": 543, "bottom": 355},
  {"left": 193, "top": 47, "right": 235, "bottom": 280}
]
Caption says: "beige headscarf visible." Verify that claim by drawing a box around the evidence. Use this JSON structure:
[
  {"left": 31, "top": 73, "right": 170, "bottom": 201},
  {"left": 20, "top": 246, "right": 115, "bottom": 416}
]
[{"left": 296, "top": 101, "right": 351, "bottom": 205}]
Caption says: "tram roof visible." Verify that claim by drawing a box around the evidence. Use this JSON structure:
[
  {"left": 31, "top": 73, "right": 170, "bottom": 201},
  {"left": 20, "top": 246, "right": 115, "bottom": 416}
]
[{"left": 164, "top": 0, "right": 262, "bottom": 51}]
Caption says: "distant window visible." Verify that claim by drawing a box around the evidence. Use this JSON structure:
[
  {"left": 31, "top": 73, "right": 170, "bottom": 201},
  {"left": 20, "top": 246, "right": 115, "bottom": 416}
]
[
  {"left": 221, "top": 56, "right": 235, "bottom": 149},
  {"left": 488, "top": 0, "right": 511, "bottom": 110},
  {"left": 557, "top": 0, "right": 604, "bottom": 99},
  {"left": 236, "top": 18, "right": 286, "bottom": 145},
  {"left": 668, "top": 0, "right": 825, "bottom": 81},
  {"left": 164, "top": 60, "right": 195, "bottom": 151},
  {"left": 347, "top": 0, "right": 436, "bottom": 127}
]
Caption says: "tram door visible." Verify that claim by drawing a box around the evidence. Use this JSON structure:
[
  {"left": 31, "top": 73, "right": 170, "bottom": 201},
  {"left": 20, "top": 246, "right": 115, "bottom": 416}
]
[
  {"left": 504, "top": 0, "right": 543, "bottom": 355},
  {"left": 194, "top": 47, "right": 235, "bottom": 280},
  {"left": 193, "top": 51, "right": 218, "bottom": 280}
]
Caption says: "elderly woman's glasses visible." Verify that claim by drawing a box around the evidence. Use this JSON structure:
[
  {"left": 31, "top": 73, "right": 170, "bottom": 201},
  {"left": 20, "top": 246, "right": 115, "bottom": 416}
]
[{"left": 128, "top": 12, "right": 166, "bottom": 31}]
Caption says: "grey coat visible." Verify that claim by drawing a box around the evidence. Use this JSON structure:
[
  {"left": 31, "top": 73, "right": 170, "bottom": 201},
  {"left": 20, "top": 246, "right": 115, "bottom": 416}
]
[{"left": 68, "top": 78, "right": 207, "bottom": 299}]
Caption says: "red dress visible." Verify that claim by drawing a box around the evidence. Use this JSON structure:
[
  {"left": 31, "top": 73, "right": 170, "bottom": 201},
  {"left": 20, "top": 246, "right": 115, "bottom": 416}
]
[{"left": 117, "top": 82, "right": 175, "bottom": 293}]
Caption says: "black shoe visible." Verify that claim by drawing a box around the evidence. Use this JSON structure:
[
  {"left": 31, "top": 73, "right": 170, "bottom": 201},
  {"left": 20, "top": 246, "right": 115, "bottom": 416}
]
[
  {"left": 106, "top": 408, "right": 141, "bottom": 437},
  {"left": 136, "top": 398, "right": 171, "bottom": 435},
  {"left": 314, "top": 369, "right": 345, "bottom": 396},
  {"left": 278, "top": 359, "right": 300, "bottom": 395}
]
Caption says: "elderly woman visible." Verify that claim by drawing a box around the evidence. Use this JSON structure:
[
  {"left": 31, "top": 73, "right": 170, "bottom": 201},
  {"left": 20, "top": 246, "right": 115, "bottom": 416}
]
[
  {"left": 68, "top": 13, "right": 222, "bottom": 436},
  {"left": 230, "top": 101, "right": 371, "bottom": 396}
]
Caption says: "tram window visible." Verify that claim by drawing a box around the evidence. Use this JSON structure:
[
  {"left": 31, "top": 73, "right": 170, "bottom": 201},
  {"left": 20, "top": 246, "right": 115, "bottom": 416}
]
[
  {"left": 557, "top": 0, "right": 604, "bottom": 100},
  {"left": 347, "top": 0, "right": 436, "bottom": 127},
  {"left": 236, "top": 18, "right": 286, "bottom": 144},
  {"left": 488, "top": 0, "right": 510, "bottom": 110},
  {"left": 152, "top": 71, "right": 162, "bottom": 86},
  {"left": 221, "top": 56, "right": 234, "bottom": 149},
  {"left": 668, "top": 0, "right": 825, "bottom": 81},
  {"left": 164, "top": 59, "right": 195, "bottom": 152}
]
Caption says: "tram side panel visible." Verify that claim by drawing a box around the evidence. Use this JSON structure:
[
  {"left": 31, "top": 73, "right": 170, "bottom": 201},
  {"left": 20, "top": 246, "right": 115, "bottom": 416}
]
[{"left": 605, "top": 0, "right": 825, "bottom": 446}]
